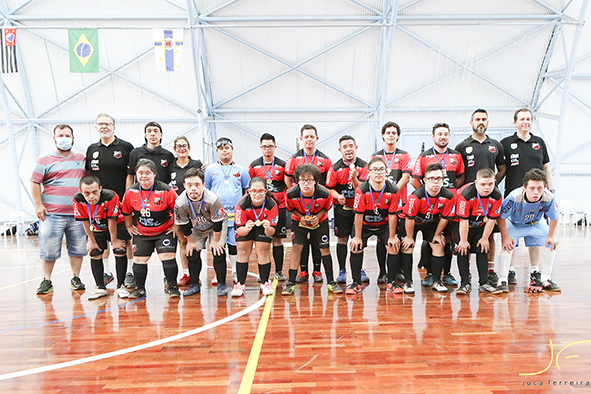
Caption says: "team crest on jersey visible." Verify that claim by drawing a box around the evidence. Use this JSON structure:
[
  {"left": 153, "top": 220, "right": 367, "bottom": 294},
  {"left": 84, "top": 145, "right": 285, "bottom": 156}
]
[
  {"left": 465, "top": 146, "right": 473, "bottom": 154},
  {"left": 154, "top": 197, "right": 162, "bottom": 205},
  {"left": 532, "top": 143, "right": 540, "bottom": 150},
  {"left": 488, "top": 146, "right": 496, "bottom": 153},
  {"left": 132, "top": 244, "right": 137, "bottom": 252},
  {"left": 234, "top": 172, "right": 241, "bottom": 178},
  {"left": 113, "top": 151, "right": 122, "bottom": 159},
  {"left": 450, "top": 158, "right": 457, "bottom": 165},
  {"left": 161, "top": 159, "right": 168, "bottom": 167},
  {"left": 450, "top": 206, "right": 455, "bottom": 215},
  {"left": 394, "top": 158, "right": 400, "bottom": 164},
  {"left": 275, "top": 170, "right": 281, "bottom": 175},
  {"left": 93, "top": 151, "right": 99, "bottom": 159},
  {"left": 511, "top": 143, "right": 518, "bottom": 149},
  {"left": 216, "top": 207, "right": 226, "bottom": 216}
]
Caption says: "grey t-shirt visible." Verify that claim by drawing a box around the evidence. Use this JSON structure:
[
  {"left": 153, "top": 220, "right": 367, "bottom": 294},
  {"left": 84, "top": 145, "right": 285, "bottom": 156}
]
[{"left": 175, "top": 188, "right": 227, "bottom": 234}]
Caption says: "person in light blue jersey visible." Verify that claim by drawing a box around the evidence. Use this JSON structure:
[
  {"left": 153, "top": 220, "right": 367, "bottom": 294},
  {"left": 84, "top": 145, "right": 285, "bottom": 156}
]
[
  {"left": 496, "top": 168, "right": 560, "bottom": 293},
  {"left": 204, "top": 137, "right": 250, "bottom": 286}
]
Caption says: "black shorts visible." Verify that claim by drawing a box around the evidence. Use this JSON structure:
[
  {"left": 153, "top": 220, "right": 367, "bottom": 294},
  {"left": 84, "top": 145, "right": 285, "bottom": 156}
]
[
  {"left": 273, "top": 207, "right": 287, "bottom": 239},
  {"left": 291, "top": 219, "right": 330, "bottom": 249},
  {"left": 93, "top": 222, "right": 131, "bottom": 251},
  {"left": 236, "top": 224, "right": 273, "bottom": 243},
  {"left": 333, "top": 204, "right": 355, "bottom": 238},
  {"left": 352, "top": 224, "right": 389, "bottom": 249},
  {"left": 132, "top": 232, "right": 177, "bottom": 257},
  {"left": 412, "top": 222, "right": 438, "bottom": 243},
  {"left": 452, "top": 224, "right": 486, "bottom": 255}
]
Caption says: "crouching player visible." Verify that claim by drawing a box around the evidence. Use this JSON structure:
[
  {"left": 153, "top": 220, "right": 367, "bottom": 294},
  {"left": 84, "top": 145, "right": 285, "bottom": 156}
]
[
  {"left": 73, "top": 175, "right": 130, "bottom": 299},
  {"left": 347, "top": 157, "right": 401, "bottom": 294},
  {"left": 497, "top": 168, "right": 560, "bottom": 293},
  {"left": 175, "top": 168, "right": 229, "bottom": 297},
  {"left": 282, "top": 164, "right": 342, "bottom": 295},
  {"left": 454, "top": 168, "right": 503, "bottom": 295}
]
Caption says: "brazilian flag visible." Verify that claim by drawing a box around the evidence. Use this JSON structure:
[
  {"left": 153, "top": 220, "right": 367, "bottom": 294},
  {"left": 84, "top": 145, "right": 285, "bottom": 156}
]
[{"left": 69, "top": 29, "right": 99, "bottom": 73}]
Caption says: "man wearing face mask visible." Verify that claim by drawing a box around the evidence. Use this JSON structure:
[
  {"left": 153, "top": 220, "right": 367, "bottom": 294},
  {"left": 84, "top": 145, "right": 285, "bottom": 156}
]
[{"left": 31, "top": 124, "right": 88, "bottom": 294}]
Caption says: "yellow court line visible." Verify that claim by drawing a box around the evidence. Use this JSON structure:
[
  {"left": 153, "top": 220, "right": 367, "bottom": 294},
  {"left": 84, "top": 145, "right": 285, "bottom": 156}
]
[
  {"left": 238, "top": 278, "right": 278, "bottom": 394},
  {"left": 0, "top": 264, "right": 88, "bottom": 291}
]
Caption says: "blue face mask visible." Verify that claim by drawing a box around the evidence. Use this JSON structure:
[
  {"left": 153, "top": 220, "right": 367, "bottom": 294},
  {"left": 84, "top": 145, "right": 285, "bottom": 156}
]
[{"left": 55, "top": 136, "right": 73, "bottom": 151}]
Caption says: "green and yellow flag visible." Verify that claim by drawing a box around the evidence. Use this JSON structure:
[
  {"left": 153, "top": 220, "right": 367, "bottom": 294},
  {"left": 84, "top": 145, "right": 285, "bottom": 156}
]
[{"left": 68, "top": 29, "right": 98, "bottom": 73}]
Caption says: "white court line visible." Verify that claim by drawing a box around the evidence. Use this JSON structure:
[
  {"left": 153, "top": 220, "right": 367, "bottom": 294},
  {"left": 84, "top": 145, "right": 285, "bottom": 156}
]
[{"left": 0, "top": 295, "right": 266, "bottom": 381}]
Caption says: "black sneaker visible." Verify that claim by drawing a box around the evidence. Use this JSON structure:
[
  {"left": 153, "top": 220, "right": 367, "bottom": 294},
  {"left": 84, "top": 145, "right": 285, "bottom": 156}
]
[
  {"left": 70, "top": 276, "right": 86, "bottom": 291},
  {"left": 525, "top": 271, "right": 544, "bottom": 293},
  {"left": 496, "top": 281, "right": 509, "bottom": 293},
  {"left": 345, "top": 282, "right": 362, "bottom": 295},
  {"left": 128, "top": 288, "right": 146, "bottom": 298},
  {"left": 487, "top": 271, "right": 499, "bottom": 287},
  {"left": 103, "top": 272, "right": 114, "bottom": 286},
  {"left": 456, "top": 283, "right": 471, "bottom": 295},
  {"left": 395, "top": 273, "right": 405, "bottom": 282},
  {"left": 508, "top": 270, "right": 517, "bottom": 284},
  {"left": 282, "top": 282, "right": 296, "bottom": 295},
  {"left": 479, "top": 283, "right": 502, "bottom": 294},
  {"left": 542, "top": 280, "right": 561, "bottom": 292},
  {"left": 36, "top": 279, "right": 53, "bottom": 294},
  {"left": 168, "top": 285, "right": 181, "bottom": 298},
  {"left": 377, "top": 274, "right": 388, "bottom": 284},
  {"left": 124, "top": 272, "right": 136, "bottom": 288}
]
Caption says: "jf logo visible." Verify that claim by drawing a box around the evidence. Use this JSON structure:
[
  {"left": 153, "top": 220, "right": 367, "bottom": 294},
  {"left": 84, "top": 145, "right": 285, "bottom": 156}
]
[{"left": 520, "top": 339, "right": 591, "bottom": 376}]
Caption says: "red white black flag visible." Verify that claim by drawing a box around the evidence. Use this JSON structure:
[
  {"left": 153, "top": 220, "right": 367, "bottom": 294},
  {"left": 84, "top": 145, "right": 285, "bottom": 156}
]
[{"left": 1, "top": 29, "right": 17, "bottom": 73}]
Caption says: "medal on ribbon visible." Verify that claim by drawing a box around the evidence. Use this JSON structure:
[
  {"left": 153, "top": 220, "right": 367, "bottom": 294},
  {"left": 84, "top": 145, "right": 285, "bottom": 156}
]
[
  {"left": 140, "top": 183, "right": 154, "bottom": 217},
  {"left": 370, "top": 183, "right": 386, "bottom": 216},
  {"left": 252, "top": 197, "right": 266, "bottom": 227}
]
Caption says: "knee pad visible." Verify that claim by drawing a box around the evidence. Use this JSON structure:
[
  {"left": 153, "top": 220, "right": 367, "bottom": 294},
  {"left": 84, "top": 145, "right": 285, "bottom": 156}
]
[
  {"left": 227, "top": 244, "right": 237, "bottom": 255},
  {"left": 90, "top": 248, "right": 103, "bottom": 257},
  {"left": 113, "top": 248, "right": 126, "bottom": 255}
]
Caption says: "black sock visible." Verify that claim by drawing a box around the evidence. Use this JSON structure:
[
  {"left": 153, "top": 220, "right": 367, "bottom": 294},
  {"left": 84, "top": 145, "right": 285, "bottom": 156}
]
[
  {"left": 376, "top": 241, "right": 387, "bottom": 276},
  {"left": 259, "top": 263, "right": 271, "bottom": 283},
  {"left": 444, "top": 243, "right": 453, "bottom": 275},
  {"left": 350, "top": 252, "right": 363, "bottom": 284},
  {"left": 336, "top": 243, "right": 348, "bottom": 271},
  {"left": 321, "top": 254, "right": 335, "bottom": 282},
  {"left": 387, "top": 253, "right": 399, "bottom": 282},
  {"left": 162, "top": 259, "right": 178, "bottom": 287},
  {"left": 272, "top": 245, "right": 284, "bottom": 273},
  {"left": 91, "top": 258, "right": 105, "bottom": 289},
  {"left": 300, "top": 241, "right": 310, "bottom": 273},
  {"left": 214, "top": 253, "right": 227, "bottom": 285},
  {"left": 312, "top": 244, "right": 322, "bottom": 272},
  {"left": 133, "top": 263, "right": 148, "bottom": 290},
  {"left": 476, "top": 253, "right": 488, "bottom": 286},
  {"left": 115, "top": 256, "right": 127, "bottom": 288},
  {"left": 431, "top": 256, "right": 444, "bottom": 282},
  {"left": 187, "top": 252, "right": 202, "bottom": 285},
  {"left": 401, "top": 253, "right": 413, "bottom": 284},
  {"left": 457, "top": 254, "right": 470, "bottom": 286},
  {"left": 237, "top": 262, "right": 249, "bottom": 284},
  {"left": 289, "top": 269, "right": 298, "bottom": 283}
]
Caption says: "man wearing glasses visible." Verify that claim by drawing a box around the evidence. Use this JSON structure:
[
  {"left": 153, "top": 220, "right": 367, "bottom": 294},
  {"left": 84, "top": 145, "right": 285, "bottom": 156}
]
[
  {"left": 248, "top": 133, "right": 288, "bottom": 281},
  {"left": 282, "top": 164, "right": 341, "bottom": 295},
  {"left": 86, "top": 113, "right": 135, "bottom": 288},
  {"left": 403, "top": 163, "right": 456, "bottom": 292}
]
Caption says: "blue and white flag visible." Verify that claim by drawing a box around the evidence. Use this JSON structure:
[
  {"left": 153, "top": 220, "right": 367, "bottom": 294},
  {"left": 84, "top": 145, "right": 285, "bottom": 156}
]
[{"left": 153, "top": 29, "right": 183, "bottom": 72}]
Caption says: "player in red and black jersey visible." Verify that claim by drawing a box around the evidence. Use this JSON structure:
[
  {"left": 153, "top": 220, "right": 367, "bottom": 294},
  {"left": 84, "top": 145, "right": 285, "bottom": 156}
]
[
  {"left": 282, "top": 164, "right": 342, "bottom": 295},
  {"left": 454, "top": 168, "right": 503, "bottom": 295},
  {"left": 73, "top": 175, "right": 130, "bottom": 300},
  {"left": 411, "top": 123, "right": 465, "bottom": 287},
  {"left": 233, "top": 177, "right": 279, "bottom": 297},
  {"left": 326, "top": 135, "right": 368, "bottom": 284},
  {"left": 284, "top": 124, "right": 332, "bottom": 283},
  {"left": 121, "top": 158, "right": 179, "bottom": 298},
  {"left": 248, "top": 133, "right": 288, "bottom": 281},
  {"left": 347, "top": 157, "right": 401, "bottom": 295},
  {"left": 370, "top": 121, "right": 412, "bottom": 284},
  {"left": 402, "top": 163, "right": 456, "bottom": 293}
]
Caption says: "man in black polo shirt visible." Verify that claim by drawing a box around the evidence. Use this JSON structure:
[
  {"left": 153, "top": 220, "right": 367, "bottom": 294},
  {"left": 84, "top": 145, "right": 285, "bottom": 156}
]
[
  {"left": 455, "top": 108, "right": 506, "bottom": 284},
  {"left": 126, "top": 121, "right": 175, "bottom": 189},
  {"left": 86, "top": 113, "right": 135, "bottom": 287}
]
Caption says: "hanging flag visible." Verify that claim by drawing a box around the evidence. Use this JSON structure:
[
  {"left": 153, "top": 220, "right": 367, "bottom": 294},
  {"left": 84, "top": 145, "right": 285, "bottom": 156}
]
[
  {"left": 1, "top": 29, "right": 18, "bottom": 73},
  {"left": 68, "top": 29, "right": 99, "bottom": 73},
  {"left": 153, "top": 29, "right": 183, "bottom": 72}
]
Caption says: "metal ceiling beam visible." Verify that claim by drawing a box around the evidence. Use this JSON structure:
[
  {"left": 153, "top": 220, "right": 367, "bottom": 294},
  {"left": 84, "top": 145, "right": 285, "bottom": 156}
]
[
  {"left": 200, "top": 0, "right": 241, "bottom": 19},
  {"left": 187, "top": 0, "right": 205, "bottom": 161},
  {"left": 531, "top": 24, "right": 562, "bottom": 110}
]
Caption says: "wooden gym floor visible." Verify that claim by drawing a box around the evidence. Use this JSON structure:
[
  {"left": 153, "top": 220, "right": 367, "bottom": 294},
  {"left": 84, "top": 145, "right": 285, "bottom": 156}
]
[{"left": 0, "top": 226, "right": 590, "bottom": 393}]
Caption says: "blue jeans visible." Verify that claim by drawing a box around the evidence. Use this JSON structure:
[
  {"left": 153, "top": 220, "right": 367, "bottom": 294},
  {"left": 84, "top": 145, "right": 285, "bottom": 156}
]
[{"left": 39, "top": 214, "right": 87, "bottom": 261}]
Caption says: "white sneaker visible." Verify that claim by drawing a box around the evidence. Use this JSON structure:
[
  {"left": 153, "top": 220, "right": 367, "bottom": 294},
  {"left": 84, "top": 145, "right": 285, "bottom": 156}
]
[
  {"left": 403, "top": 282, "right": 415, "bottom": 294},
  {"left": 231, "top": 283, "right": 245, "bottom": 297},
  {"left": 115, "top": 287, "right": 129, "bottom": 299},
  {"left": 260, "top": 281, "right": 274, "bottom": 296},
  {"left": 432, "top": 281, "right": 448, "bottom": 292},
  {"left": 88, "top": 288, "right": 108, "bottom": 300},
  {"left": 232, "top": 271, "right": 238, "bottom": 285},
  {"left": 211, "top": 276, "right": 218, "bottom": 286}
]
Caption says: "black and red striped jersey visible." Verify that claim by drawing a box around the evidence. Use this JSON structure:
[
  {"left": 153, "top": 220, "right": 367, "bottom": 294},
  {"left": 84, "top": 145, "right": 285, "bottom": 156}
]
[
  {"left": 73, "top": 189, "right": 124, "bottom": 232},
  {"left": 285, "top": 184, "right": 332, "bottom": 223},
  {"left": 325, "top": 157, "right": 368, "bottom": 208},
  {"left": 248, "top": 156, "right": 287, "bottom": 208},
  {"left": 412, "top": 147, "right": 465, "bottom": 193},
  {"left": 284, "top": 149, "right": 332, "bottom": 186},
  {"left": 371, "top": 148, "right": 412, "bottom": 204},
  {"left": 353, "top": 181, "right": 401, "bottom": 227},
  {"left": 456, "top": 183, "right": 502, "bottom": 228},
  {"left": 235, "top": 194, "right": 279, "bottom": 228},
  {"left": 121, "top": 181, "right": 177, "bottom": 236},
  {"left": 405, "top": 185, "right": 455, "bottom": 225}
]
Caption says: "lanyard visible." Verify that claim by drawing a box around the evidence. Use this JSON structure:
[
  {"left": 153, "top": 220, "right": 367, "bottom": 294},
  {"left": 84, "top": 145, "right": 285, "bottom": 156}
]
[
  {"left": 477, "top": 192, "right": 490, "bottom": 217},
  {"left": 432, "top": 147, "right": 448, "bottom": 170},
  {"left": 264, "top": 157, "right": 275, "bottom": 181},
  {"left": 369, "top": 183, "right": 387, "bottom": 213},
  {"left": 252, "top": 198, "right": 266, "bottom": 222},
  {"left": 140, "top": 183, "right": 154, "bottom": 211},
  {"left": 188, "top": 195, "right": 205, "bottom": 222},
  {"left": 382, "top": 149, "right": 396, "bottom": 169},
  {"left": 299, "top": 190, "right": 315, "bottom": 216},
  {"left": 220, "top": 161, "right": 235, "bottom": 182},
  {"left": 425, "top": 188, "right": 440, "bottom": 214},
  {"left": 303, "top": 149, "right": 317, "bottom": 165},
  {"left": 87, "top": 203, "right": 99, "bottom": 227}
]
